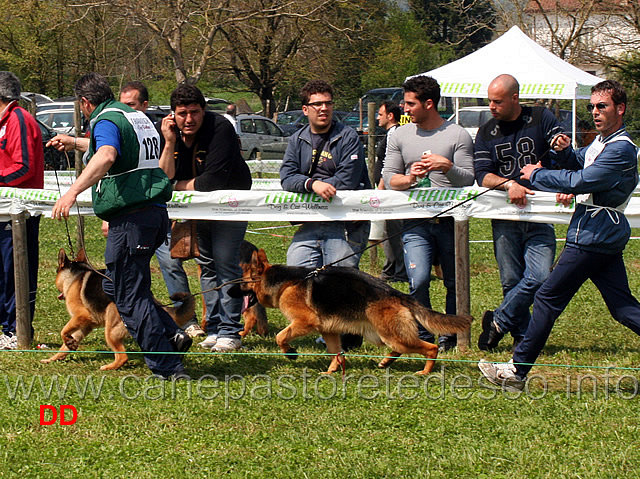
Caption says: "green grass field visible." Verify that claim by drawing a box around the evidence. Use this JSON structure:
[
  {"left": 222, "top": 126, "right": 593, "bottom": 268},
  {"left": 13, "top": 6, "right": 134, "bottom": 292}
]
[{"left": 1, "top": 216, "right": 640, "bottom": 478}]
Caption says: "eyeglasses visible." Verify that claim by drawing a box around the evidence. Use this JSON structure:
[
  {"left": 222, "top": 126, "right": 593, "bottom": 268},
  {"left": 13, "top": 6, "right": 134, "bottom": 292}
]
[
  {"left": 306, "top": 101, "right": 334, "bottom": 109},
  {"left": 586, "top": 102, "right": 609, "bottom": 113}
]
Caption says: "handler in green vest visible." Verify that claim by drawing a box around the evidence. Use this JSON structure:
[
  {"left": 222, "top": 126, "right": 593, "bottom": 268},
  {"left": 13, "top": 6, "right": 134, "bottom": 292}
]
[{"left": 52, "top": 73, "right": 191, "bottom": 379}]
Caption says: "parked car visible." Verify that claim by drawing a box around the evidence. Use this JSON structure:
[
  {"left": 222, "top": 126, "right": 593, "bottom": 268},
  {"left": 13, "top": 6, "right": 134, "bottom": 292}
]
[
  {"left": 36, "top": 108, "right": 86, "bottom": 136},
  {"left": 276, "top": 109, "right": 349, "bottom": 135},
  {"left": 145, "top": 105, "right": 171, "bottom": 125},
  {"left": 236, "top": 114, "right": 288, "bottom": 161},
  {"left": 448, "top": 106, "right": 493, "bottom": 141},
  {"left": 205, "top": 97, "right": 231, "bottom": 112},
  {"left": 37, "top": 119, "right": 69, "bottom": 170},
  {"left": 449, "top": 105, "right": 593, "bottom": 145},
  {"left": 353, "top": 87, "right": 404, "bottom": 111},
  {"left": 341, "top": 110, "right": 385, "bottom": 145},
  {"left": 20, "top": 92, "right": 53, "bottom": 106},
  {"left": 36, "top": 101, "right": 76, "bottom": 113}
]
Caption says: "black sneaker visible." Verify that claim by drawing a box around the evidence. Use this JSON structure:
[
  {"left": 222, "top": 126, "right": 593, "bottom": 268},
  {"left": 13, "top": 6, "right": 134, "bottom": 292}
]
[
  {"left": 438, "top": 334, "right": 457, "bottom": 353},
  {"left": 153, "top": 372, "right": 192, "bottom": 381},
  {"left": 169, "top": 330, "right": 193, "bottom": 353},
  {"left": 477, "top": 310, "right": 504, "bottom": 351}
]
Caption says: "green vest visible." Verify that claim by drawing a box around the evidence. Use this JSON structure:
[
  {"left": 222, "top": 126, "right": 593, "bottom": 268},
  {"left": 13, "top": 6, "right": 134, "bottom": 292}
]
[{"left": 88, "top": 100, "right": 172, "bottom": 221}]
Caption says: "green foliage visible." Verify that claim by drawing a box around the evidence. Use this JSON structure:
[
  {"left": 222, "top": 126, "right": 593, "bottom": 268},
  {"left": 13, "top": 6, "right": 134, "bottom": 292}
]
[
  {"left": 409, "top": 0, "right": 496, "bottom": 56},
  {"left": 360, "top": 9, "right": 457, "bottom": 90},
  {"left": 612, "top": 53, "right": 640, "bottom": 139}
]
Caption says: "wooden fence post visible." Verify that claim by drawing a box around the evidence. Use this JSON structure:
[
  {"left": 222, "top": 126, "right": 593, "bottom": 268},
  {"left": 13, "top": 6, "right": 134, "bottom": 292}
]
[
  {"left": 74, "top": 101, "right": 84, "bottom": 251},
  {"left": 12, "top": 211, "right": 32, "bottom": 348},
  {"left": 454, "top": 217, "right": 471, "bottom": 350}
]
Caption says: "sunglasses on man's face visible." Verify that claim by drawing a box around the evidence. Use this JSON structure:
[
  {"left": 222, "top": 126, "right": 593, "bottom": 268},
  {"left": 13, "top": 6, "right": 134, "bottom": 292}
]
[{"left": 586, "top": 102, "right": 609, "bottom": 113}]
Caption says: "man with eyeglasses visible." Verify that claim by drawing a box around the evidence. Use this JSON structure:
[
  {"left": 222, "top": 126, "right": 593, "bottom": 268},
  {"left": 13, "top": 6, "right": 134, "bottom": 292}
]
[
  {"left": 474, "top": 73, "right": 569, "bottom": 353},
  {"left": 479, "top": 79, "right": 640, "bottom": 391},
  {"left": 280, "top": 79, "right": 371, "bottom": 351}
]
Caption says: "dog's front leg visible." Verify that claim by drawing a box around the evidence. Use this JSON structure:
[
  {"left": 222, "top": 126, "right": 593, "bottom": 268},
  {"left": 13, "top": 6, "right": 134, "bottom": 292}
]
[
  {"left": 322, "top": 333, "right": 343, "bottom": 374},
  {"left": 41, "top": 321, "right": 90, "bottom": 364},
  {"left": 275, "top": 320, "right": 315, "bottom": 360},
  {"left": 416, "top": 342, "right": 439, "bottom": 375}
]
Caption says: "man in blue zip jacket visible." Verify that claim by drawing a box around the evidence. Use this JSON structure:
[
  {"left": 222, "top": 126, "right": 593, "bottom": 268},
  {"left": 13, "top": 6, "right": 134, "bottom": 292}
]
[
  {"left": 479, "top": 79, "right": 640, "bottom": 392},
  {"left": 280, "top": 79, "right": 370, "bottom": 351}
]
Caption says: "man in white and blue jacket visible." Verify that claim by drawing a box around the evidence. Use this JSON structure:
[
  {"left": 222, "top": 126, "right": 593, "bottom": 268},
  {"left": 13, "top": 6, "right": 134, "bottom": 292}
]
[{"left": 479, "top": 79, "right": 640, "bottom": 391}]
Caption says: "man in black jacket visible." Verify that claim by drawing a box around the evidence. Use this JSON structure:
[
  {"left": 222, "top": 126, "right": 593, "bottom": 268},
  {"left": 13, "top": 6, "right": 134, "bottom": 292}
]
[{"left": 159, "top": 84, "right": 252, "bottom": 352}]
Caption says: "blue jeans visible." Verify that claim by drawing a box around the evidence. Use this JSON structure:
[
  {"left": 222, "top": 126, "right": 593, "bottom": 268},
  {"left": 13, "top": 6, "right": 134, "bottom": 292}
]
[
  {"left": 155, "top": 232, "right": 194, "bottom": 316},
  {"left": 287, "top": 221, "right": 370, "bottom": 268},
  {"left": 0, "top": 216, "right": 40, "bottom": 334},
  {"left": 103, "top": 207, "right": 184, "bottom": 377},
  {"left": 491, "top": 220, "right": 556, "bottom": 337},
  {"left": 196, "top": 220, "right": 247, "bottom": 338},
  {"left": 513, "top": 246, "right": 640, "bottom": 378},
  {"left": 402, "top": 217, "right": 456, "bottom": 342}
]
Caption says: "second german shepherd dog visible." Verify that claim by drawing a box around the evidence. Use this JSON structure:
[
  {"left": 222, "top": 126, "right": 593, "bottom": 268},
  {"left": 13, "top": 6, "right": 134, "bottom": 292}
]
[
  {"left": 239, "top": 249, "right": 473, "bottom": 374},
  {"left": 42, "top": 248, "right": 195, "bottom": 370}
]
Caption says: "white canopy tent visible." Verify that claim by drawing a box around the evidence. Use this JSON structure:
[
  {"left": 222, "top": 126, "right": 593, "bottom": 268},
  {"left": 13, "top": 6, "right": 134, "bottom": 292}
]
[{"left": 413, "top": 25, "right": 604, "bottom": 142}]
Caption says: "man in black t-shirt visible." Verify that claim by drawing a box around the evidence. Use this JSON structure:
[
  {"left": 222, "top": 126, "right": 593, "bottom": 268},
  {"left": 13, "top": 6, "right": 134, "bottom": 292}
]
[{"left": 474, "top": 74, "right": 567, "bottom": 352}]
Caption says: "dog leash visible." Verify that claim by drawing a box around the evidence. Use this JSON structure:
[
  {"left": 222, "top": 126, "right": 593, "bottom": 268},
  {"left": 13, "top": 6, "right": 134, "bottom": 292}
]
[
  {"left": 53, "top": 156, "right": 76, "bottom": 260},
  {"left": 303, "top": 133, "right": 570, "bottom": 279},
  {"left": 304, "top": 174, "right": 524, "bottom": 279}
]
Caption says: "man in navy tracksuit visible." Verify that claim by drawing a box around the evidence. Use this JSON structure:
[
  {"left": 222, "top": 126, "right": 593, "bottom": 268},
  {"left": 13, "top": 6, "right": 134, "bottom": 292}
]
[
  {"left": 53, "top": 73, "right": 190, "bottom": 379},
  {"left": 479, "top": 79, "right": 640, "bottom": 391}
]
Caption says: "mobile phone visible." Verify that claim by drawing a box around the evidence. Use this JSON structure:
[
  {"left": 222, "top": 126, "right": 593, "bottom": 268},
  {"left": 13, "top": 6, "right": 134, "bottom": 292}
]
[{"left": 170, "top": 111, "right": 180, "bottom": 135}]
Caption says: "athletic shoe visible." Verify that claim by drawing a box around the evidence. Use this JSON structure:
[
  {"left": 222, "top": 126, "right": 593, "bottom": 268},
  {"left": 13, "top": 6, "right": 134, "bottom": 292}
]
[
  {"left": 438, "top": 334, "right": 457, "bottom": 353},
  {"left": 478, "top": 359, "right": 525, "bottom": 392},
  {"left": 169, "top": 330, "right": 192, "bottom": 353},
  {"left": 0, "top": 333, "right": 17, "bottom": 350},
  {"left": 184, "top": 322, "right": 206, "bottom": 338},
  {"left": 199, "top": 334, "right": 218, "bottom": 349},
  {"left": 168, "top": 372, "right": 192, "bottom": 381},
  {"left": 477, "top": 310, "right": 505, "bottom": 351},
  {"left": 212, "top": 337, "right": 242, "bottom": 352}
]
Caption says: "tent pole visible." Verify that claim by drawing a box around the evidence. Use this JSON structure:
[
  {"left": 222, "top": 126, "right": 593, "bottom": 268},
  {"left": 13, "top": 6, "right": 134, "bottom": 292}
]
[
  {"left": 455, "top": 97, "right": 459, "bottom": 123},
  {"left": 572, "top": 95, "right": 577, "bottom": 148}
]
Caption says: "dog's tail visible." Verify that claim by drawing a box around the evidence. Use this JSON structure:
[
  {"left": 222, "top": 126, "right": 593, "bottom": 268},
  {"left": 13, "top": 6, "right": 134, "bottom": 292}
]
[
  {"left": 411, "top": 302, "right": 473, "bottom": 335},
  {"left": 167, "top": 292, "right": 196, "bottom": 327}
]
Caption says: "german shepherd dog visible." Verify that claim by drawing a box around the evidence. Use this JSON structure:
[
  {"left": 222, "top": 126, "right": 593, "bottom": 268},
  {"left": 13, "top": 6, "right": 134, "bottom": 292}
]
[
  {"left": 42, "top": 248, "right": 195, "bottom": 370},
  {"left": 239, "top": 249, "right": 473, "bottom": 375},
  {"left": 238, "top": 241, "right": 268, "bottom": 338}
]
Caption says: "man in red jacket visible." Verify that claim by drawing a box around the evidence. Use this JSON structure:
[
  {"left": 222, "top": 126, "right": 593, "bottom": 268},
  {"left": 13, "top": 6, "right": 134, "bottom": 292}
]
[{"left": 0, "top": 71, "right": 44, "bottom": 349}]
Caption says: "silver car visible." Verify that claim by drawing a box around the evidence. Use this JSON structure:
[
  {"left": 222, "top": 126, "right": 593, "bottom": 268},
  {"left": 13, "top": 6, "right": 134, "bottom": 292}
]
[
  {"left": 237, "top": 114, "right": 288, "bottom": 161},
  {"left": 36, "top": 108, "right": 82, "bottom": 135}
]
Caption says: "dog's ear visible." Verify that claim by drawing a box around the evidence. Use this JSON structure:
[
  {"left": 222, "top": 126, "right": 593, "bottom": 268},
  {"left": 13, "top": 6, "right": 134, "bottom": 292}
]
[
  {"left": 57, "top": 248, "right": 69, "bottom": 268},
  {"left": 257, "top": 249, "right": 269, "bottom": 265},
  {"left": 75, "top": 248, "right": 87, "bottom": 262},
  {"left": 252, "top": 249, "right": 269, "bottom": 275}
]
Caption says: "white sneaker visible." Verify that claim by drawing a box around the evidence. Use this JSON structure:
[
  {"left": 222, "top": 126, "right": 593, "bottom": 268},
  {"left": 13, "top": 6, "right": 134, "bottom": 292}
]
[
  {"left": 212, "top": 337, "right": 242, "bottom": 352},
  {"left": 478, "top": 359, "right": 525, "bottom": 392},
  {"left": 0, "top": 333, "right": 17, "bottom": 350},
  {"left": 185, "top": 323, "right": 206, "bottom": 338},
  {"left": 199, "top": 334, "right": 218, "bottom": 349}
]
